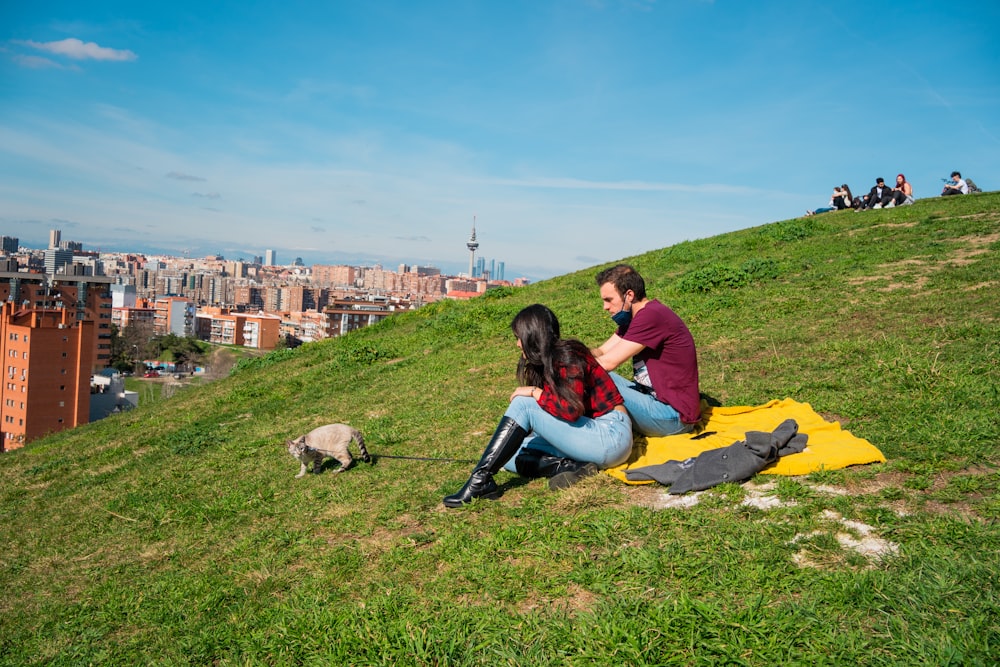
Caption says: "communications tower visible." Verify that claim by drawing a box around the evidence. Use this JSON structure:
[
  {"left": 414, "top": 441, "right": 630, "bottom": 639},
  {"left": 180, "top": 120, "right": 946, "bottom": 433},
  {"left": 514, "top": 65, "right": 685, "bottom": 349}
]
[{"left": 466, "top": 216, "right": 479, "bottom": 278}]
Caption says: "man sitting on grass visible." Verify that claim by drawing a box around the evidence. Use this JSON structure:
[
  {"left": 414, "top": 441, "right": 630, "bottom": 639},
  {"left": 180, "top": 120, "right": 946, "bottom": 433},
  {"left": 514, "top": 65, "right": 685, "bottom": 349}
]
[
  {"left": 590, "top": 264, "right": 702, "bottom": 437},
  {"left": 941, "top": 171, "right": 969, "bottom": 196}
]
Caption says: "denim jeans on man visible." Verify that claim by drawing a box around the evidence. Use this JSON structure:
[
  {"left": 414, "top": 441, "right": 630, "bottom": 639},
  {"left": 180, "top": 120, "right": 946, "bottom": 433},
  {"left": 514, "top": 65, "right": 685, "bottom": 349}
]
[{"left": 610, "top": 372, "right": 694, "bottom": 437}]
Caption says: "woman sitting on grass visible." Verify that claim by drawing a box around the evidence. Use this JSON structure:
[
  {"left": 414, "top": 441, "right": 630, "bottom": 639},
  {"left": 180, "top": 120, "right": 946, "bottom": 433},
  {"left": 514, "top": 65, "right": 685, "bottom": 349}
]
[
  {"left": 886, "top": 173, "right": 914, "bottom": 207},
  {"left": 443, "top": 304, "right": 633, "bottom": 507}
]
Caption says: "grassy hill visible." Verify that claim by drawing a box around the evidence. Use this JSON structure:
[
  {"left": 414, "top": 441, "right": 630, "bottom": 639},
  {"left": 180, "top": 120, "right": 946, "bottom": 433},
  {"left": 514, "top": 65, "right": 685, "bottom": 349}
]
[{"left": 2, "top": 194, "right": 998, "bottom": 665}]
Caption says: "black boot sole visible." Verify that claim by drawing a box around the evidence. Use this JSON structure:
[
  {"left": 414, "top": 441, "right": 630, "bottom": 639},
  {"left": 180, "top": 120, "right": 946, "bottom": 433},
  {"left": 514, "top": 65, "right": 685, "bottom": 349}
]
[{"left": 442, "top": 488, "right": 501, "bottom": 508}]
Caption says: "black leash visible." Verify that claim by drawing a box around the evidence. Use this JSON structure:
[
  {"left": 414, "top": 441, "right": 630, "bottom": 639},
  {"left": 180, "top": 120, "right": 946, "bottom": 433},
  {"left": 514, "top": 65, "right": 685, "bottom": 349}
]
[
  {"left": 369, "top": 431, "right": 717, "bottom": 464},
  {"left": 372, "top": 453, "right": 477, "bottom": 464},
  {"left": 371, "top": 432, "right": 718, "bottom": 464}
]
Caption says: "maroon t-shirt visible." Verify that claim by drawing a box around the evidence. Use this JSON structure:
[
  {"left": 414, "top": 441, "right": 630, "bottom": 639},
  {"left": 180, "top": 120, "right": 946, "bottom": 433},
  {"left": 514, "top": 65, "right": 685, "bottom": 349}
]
[{"left": 618, "top": 299, "right": 701, "bottom": 423}]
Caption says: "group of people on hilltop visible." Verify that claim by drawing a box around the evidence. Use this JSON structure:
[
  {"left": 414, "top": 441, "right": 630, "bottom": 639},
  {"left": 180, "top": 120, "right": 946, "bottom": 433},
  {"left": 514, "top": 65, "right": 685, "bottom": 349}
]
[
  {"left": 806, "top": 174, "right": 913, "bottom": 216},
  {"left": 806, "top": 170, "right": 979, "bottom": 217},
  {"left": 859, "top": 174, "right": 915, "bottom": 210},
  {"left": 443, "top": 264, "right": 701, "bottom": 508}
]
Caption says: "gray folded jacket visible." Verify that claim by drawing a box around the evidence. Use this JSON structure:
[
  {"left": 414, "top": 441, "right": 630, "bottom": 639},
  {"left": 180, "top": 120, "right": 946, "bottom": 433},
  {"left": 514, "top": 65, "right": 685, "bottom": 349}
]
[{"left": 624, "top": 418, "right": 808, "bottom": 494}]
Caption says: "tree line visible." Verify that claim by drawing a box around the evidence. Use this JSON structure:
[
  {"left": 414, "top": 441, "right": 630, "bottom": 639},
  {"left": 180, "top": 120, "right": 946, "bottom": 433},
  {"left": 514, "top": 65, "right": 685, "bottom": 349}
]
[{"left": 108, "top": 324, "right": 209, "bottom": 373}]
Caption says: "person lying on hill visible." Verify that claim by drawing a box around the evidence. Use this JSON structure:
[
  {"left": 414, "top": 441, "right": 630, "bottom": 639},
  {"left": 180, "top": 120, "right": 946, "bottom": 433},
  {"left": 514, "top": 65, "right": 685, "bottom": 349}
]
[
  {"left": 941, "top": 171, "right": 968, "bottom": 196},
  {"left": 591, "top": 264, "right": 702, "bottom": 437},
  {"left": 442, "top": 304, "right": 633, "bottom": 507},
  {"left": 886, "top": 173, "right": 914, "bottom": 207}
]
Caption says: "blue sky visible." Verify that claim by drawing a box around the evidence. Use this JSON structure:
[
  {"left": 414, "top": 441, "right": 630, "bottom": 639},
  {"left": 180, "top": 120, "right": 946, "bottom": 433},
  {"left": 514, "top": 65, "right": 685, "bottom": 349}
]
[{"left": 2, "top": 1, "right": 998, "bottom": 280}]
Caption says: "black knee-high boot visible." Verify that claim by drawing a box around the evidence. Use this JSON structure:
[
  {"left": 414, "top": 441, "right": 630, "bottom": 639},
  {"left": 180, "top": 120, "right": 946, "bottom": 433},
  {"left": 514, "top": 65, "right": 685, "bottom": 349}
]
[{"left": 443, "top": 416, "right": 528, "bottom": 508}]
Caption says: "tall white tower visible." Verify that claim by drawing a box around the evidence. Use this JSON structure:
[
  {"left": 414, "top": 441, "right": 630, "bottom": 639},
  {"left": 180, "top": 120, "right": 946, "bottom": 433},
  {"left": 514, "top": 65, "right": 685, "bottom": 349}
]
[{"left": 466, "top": 217, "right": 479, "bottom": 277}]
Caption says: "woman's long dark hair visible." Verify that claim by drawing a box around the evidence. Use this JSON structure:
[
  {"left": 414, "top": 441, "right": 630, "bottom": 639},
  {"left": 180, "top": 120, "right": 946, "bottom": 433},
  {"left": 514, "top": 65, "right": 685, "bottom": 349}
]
[{"left": 511, "top": 304, "right": 590, "bottom": 415}]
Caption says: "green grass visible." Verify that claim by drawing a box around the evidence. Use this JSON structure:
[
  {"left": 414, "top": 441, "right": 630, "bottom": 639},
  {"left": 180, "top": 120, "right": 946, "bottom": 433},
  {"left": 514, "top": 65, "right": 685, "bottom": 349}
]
[{"left": 2, "top": 194, "right": 999, "bottom": 665}]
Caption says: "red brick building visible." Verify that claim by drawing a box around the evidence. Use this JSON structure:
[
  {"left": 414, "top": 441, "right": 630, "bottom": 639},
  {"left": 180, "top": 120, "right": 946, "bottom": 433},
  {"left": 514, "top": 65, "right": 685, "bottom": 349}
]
[
  {"left": 0, "top": 272, "right": 113, "bottom": 372},
  {"left": 1, "top": 302, "right": 94, "bottom": 450}
]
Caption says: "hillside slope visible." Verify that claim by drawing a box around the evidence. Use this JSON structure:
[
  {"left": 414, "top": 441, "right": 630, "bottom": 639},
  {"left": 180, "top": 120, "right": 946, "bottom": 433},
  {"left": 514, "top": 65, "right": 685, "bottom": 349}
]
[{"left": 2, "top": 194, "right": 998, "bottom": 665}]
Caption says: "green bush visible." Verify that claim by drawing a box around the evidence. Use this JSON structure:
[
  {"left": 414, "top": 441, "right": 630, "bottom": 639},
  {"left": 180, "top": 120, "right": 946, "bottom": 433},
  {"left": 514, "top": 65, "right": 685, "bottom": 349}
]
[{"left": 676, "top": 258, "right": 779, "bottom": 292}]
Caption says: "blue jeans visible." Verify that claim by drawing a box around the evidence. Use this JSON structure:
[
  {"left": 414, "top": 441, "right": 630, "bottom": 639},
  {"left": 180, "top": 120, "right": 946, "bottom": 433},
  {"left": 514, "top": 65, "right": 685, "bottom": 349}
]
[
  {"left": 501, "top": 396, "right": 633, "bottom": 473},
  {"left": 610, "top": 372, "right": 694, "bottom": 437}
]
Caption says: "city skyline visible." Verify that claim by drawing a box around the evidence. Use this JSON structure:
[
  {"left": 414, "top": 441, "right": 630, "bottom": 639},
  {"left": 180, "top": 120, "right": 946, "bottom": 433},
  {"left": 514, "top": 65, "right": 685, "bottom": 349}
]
[
  {"left": 2, "top": 2, "right": 998, "bottom": 281},
  {"left": 4, "top": 226, "right": 511, "bottom": 281}
]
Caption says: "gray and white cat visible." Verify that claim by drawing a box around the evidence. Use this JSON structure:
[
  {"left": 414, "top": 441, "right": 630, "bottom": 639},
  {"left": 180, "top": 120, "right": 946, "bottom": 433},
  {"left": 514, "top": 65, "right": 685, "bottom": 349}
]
[{"left": 286, "top": 423, "right": 372, "bottom": 478}]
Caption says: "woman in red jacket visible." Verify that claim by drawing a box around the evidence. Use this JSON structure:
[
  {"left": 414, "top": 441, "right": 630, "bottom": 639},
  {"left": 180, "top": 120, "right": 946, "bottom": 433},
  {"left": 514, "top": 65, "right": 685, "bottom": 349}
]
[{"left": 443, "top": 304, "right": 633, "bottom": 507}]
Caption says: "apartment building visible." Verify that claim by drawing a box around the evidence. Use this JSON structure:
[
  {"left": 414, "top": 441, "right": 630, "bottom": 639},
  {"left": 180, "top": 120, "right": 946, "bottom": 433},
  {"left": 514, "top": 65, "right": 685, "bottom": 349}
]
[
  {"left": 0, "top": 302, "right": 95, "bottom": 450},
  {"left": 323, "top": 297, "right": 412, "bottom": 337},
  {"left": 0, "top": 272, "right": 113, "bottom": 371},
  {"left": 242, "top": 314, "right": 281, "bottom": 350},
  {"left": 153, "top": 296, "right": 194, "bottom": 336},
  {"left": 233, "top": 284, "right": 264, "bottom": 311},
  {"left": 279, "top": 310, "right": 337, "bottom": 343},
  {"left": 196, "top": 308, "right": 282, "bottom": 350},
  {"left": 112, "top": 300, "right": 156, "bottom": 332},
  {"left": 311, "top": 264, "right": 357, "bottom": 288}
]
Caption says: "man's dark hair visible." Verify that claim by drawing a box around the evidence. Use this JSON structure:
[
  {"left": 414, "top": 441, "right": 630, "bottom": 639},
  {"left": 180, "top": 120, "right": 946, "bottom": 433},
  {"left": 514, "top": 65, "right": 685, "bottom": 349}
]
[
  {"left": 876, "top": 177, "right": 885, "bottom": 184},
  {"left": 951, "top": 171, "right": 962, "bottom": 178},
  {"left": 595, "top": 264, "right": 646, "bottom": 300}
]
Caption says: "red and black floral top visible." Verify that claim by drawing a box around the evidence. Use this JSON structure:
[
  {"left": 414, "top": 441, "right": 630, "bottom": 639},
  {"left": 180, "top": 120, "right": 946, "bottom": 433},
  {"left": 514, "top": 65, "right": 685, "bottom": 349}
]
[{"left": 536, "top": 351, "right": 624, "bottom": 422}]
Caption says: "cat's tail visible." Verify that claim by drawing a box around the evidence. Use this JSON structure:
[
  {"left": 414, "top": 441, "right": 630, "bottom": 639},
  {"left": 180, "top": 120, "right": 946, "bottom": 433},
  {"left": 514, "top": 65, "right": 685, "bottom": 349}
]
[{"left": 354, "top": 430, "right": 373, "bottom": 464}]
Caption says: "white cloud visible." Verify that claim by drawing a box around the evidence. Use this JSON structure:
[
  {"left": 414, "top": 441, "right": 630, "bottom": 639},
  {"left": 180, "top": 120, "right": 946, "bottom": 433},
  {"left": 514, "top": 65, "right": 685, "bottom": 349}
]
[
  {"left": 166, "top": 172, "right": 206, "bottom": 182},
  {"left": 12, "top": 54, "right": 71, "bottom": 69},
  {"left": 21, "top": 38, "right": 137, "bottom": 62}
]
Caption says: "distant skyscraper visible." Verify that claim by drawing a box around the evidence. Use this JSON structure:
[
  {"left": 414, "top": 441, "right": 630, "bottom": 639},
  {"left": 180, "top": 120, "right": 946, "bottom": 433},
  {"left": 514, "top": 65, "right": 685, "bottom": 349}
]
[
  {"left": 466, "top": 217, "right": 479, "bottom": 277},
  {"left": 44, "top": 248, "right": 74, "bottom": 275},
  {"left": 498, "top": 261, "right": 505, "bottom": 282},
  {"left": 265, "top": 249, "right": 276, "bottom": 266},
  {"left": 0, "top": 236, "right": 18, "bottom": 254},
  {"left": 49, "top": 229, "right": 61, "bottom": 249}
]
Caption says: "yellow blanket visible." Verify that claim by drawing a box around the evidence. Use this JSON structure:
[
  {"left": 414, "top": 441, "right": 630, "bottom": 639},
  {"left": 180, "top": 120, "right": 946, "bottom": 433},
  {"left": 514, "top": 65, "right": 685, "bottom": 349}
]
[{"left": 606, "top": 398, "right": 886, "bottom": 485}]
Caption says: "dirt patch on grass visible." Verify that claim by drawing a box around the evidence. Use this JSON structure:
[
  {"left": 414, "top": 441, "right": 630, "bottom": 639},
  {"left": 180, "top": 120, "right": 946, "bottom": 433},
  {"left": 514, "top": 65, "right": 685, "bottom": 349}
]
[
  {"left": 623, "top": 464, "right": 999, "bottom": 569},
  {"left": 921, "top": 500, "right": 982, "bottom": 522},
  {"left": 837, "top": 471, "right": 909, "bottom": 495},
  {"left": 950, "top": 232, "right": 1000, "bottom": 265},
  {"left": 963, "top": 281, "right": 997, "bottom": 292},
  {"left": 790, "top": 510, "right": 899, "bottom": 570},
  {"left": 848, "top": 221, "right": 919, "bottom": 237},
  {"left": 203, "top": 346, "right": 244, "bottom": 380},
  {"left": 628, "top": 484, "right": 700, "bottom": 510},
  {"left": 321, "top": 513, "right": 432, "bottom": 556},
  {"left": 817, "top": 411, "right": 850, "bottom": 426},
  {"left": 848, "top": 231, "right": 998, "bottom": 291},
  {"left": 518, "top": 583, "right": 598, "bottom": 615}
]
